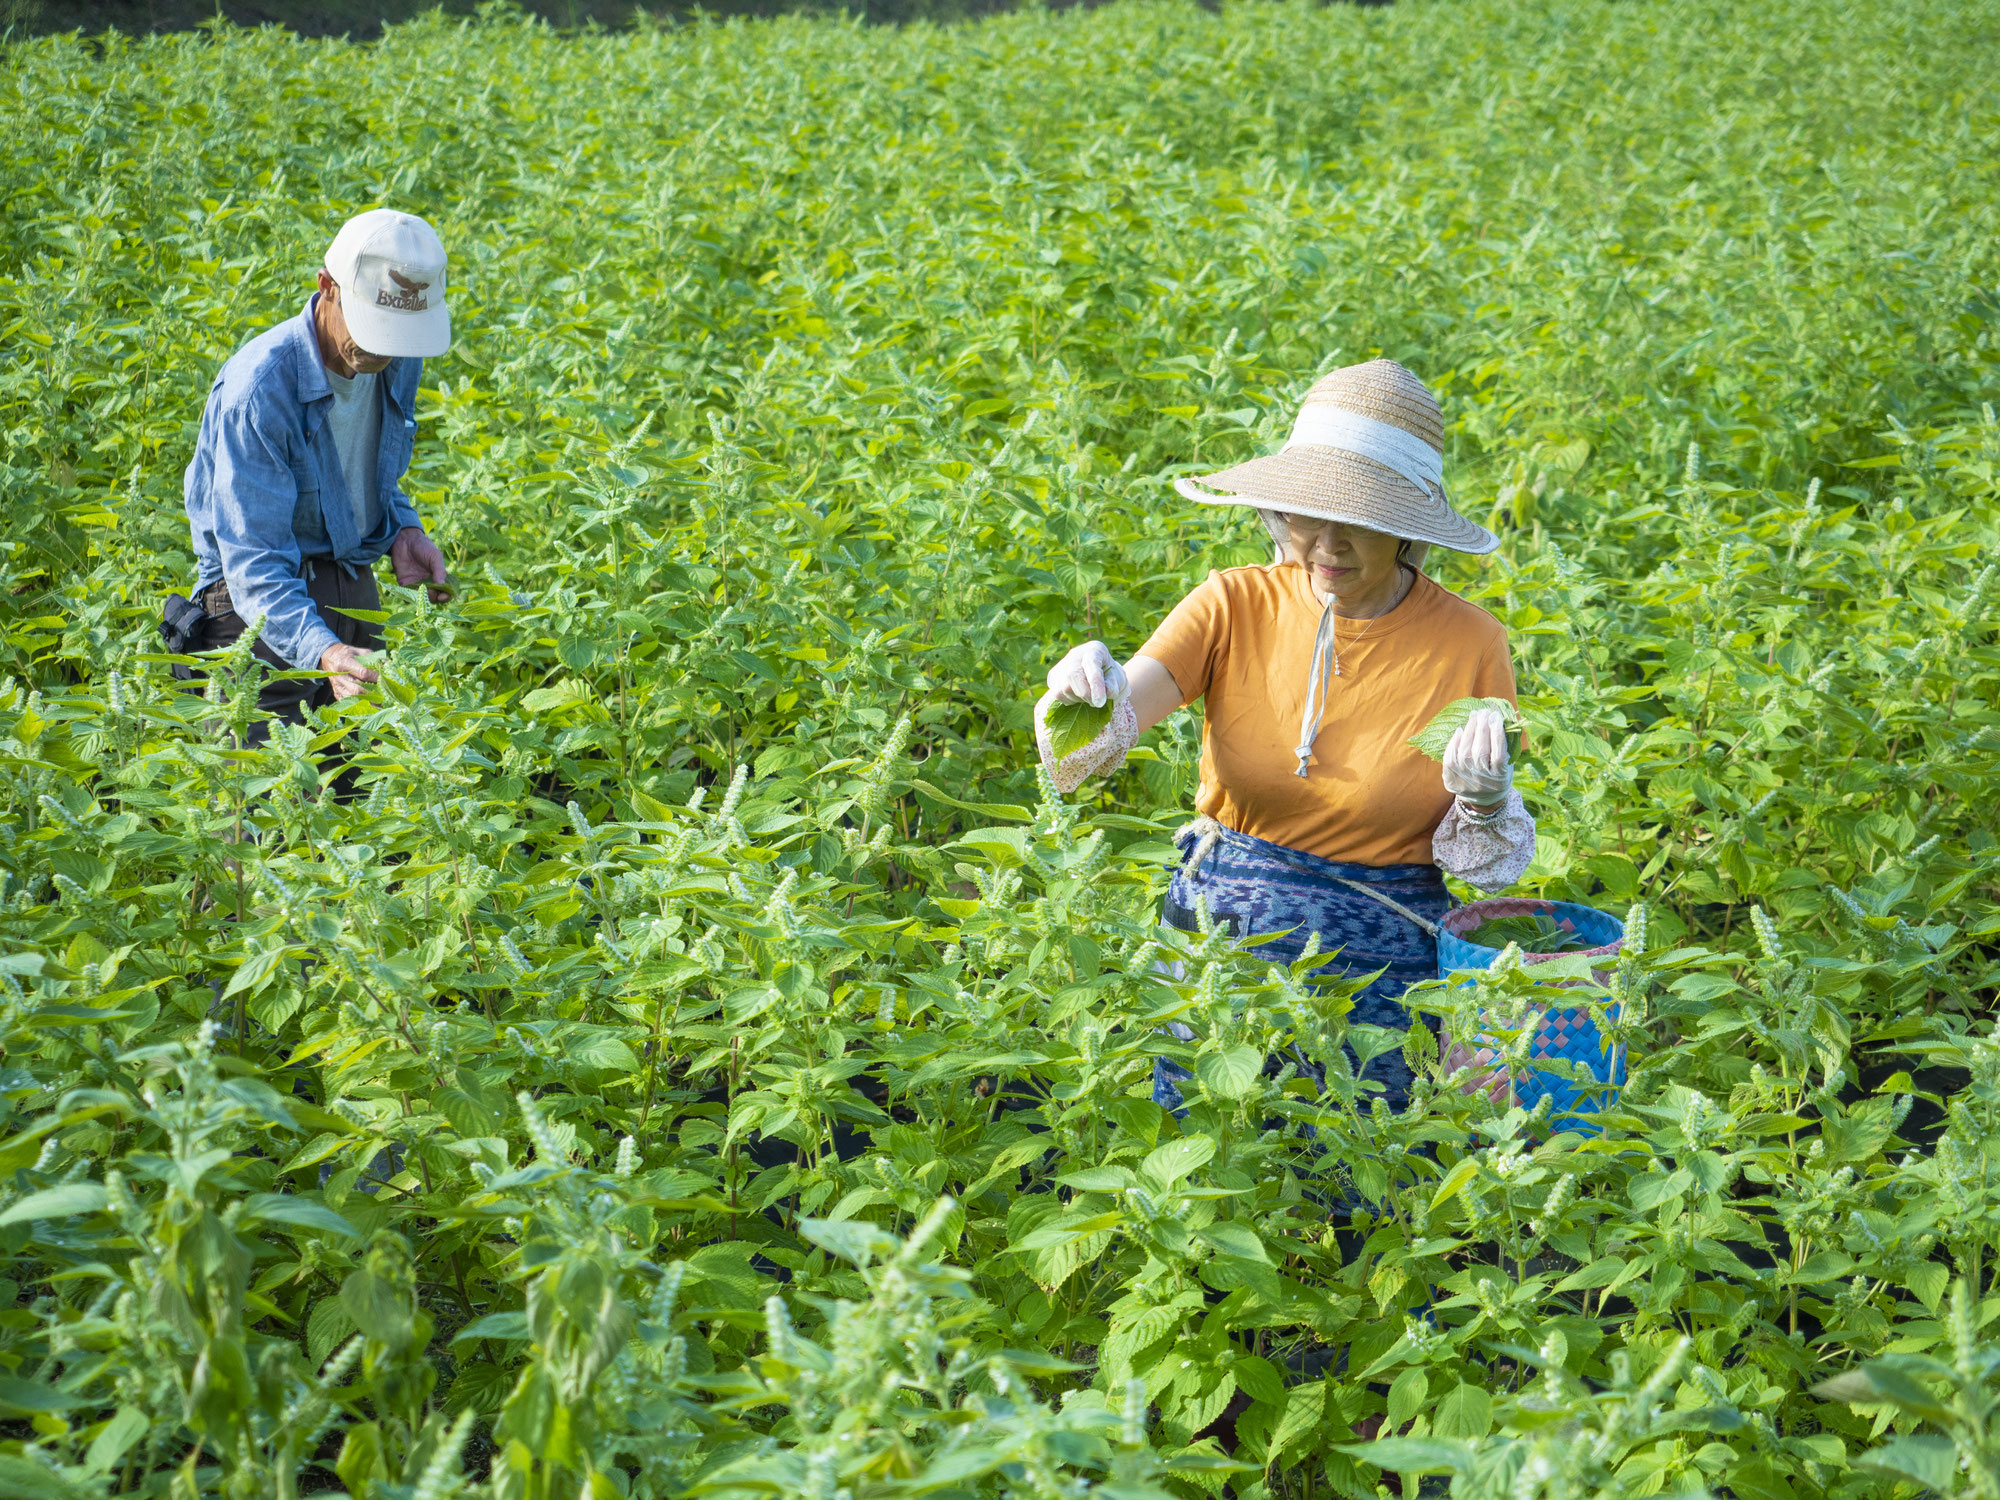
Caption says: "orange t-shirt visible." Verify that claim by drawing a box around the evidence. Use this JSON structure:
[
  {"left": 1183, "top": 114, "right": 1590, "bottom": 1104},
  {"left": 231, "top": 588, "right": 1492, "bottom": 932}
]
[{"left": 1137, "top": 563, "right": 1517, "bottom": 867}]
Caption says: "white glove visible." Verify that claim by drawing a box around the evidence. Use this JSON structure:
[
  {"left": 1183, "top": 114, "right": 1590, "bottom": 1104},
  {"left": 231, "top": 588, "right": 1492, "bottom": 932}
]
[
  {"left": 1442, "top": 708, "right": 1513, "bottom": 807},
  {"left": 1046, "top": 640, "right": 1129, "bottom": 709}
]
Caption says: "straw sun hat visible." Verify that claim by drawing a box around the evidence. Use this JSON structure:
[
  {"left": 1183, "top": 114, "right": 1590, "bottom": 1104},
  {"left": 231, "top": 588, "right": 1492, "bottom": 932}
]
[{"left": 1174, "top": 359, "right": 1498, "bottom": 555}]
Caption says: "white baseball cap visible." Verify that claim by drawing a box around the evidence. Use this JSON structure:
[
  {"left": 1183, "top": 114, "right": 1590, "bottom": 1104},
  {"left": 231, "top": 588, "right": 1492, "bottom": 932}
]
[{"left": 324, "top": 208, "right": 451, "bottom": 359}]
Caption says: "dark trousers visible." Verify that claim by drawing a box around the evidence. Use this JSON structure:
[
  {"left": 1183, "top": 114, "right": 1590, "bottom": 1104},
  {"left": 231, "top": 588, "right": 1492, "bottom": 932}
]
[{"left": 192, "top": 563, "right": 382, "bottom": 745}]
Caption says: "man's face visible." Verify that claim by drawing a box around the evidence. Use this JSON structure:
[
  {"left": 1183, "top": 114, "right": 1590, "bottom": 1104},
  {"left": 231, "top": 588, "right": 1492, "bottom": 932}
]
[{"left": 314, "top": 270, "right": 392, "bottom": 375}]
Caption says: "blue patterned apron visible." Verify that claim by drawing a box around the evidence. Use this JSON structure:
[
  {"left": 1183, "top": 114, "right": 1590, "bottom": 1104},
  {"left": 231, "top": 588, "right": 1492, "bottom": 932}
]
[{"left": 1155, "top": 821, "right": 1450, "bottom": 1113}]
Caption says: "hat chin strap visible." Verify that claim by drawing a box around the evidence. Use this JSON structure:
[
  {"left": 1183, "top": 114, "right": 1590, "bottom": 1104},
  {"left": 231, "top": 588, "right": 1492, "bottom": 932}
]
[
  {"left": 1293, "top": 594, "right": 1338, "bottom": 778},
  {"left": 1285, "top": 405, "right": 1446, "bottom": 499},
  {"left": 1259, "top": 508, "right": 1288, "bottom": 562}
]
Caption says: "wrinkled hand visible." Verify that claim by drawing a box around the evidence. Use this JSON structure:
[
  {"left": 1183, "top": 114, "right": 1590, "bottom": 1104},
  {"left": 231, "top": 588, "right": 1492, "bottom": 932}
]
[
  {"left": 319, "top": 641, "right": 378, "bottom": 701},
  {"left": 1443, "top": 707, "right": 1512, "bottom": 808},
  {"left": 390, "top": 525, "right": 453, "bottom": 603},
  {"left": 1046, "top": 640, "right": 1129, "bottom": 708}
]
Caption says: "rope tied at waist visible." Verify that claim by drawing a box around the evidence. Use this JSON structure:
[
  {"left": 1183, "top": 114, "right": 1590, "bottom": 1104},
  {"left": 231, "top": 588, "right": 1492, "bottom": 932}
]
[{"left": 1173, "top": 815, "right": 1441, "bottom": 937}]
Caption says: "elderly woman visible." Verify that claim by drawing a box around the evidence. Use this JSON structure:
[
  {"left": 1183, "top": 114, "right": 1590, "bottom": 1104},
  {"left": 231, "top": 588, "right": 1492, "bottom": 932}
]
[{"left": 1036, "top": 359, "right": 1533, "bottom": 1111}]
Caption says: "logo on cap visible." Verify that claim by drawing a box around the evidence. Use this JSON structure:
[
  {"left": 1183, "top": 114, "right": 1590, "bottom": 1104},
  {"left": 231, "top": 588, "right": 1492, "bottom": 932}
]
[{"left": 378, "top": 268, "right": 432, "bottom": 313}]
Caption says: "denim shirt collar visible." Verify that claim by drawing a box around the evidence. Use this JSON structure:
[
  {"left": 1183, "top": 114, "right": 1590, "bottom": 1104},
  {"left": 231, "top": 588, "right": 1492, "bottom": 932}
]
[{"left": 286, "top": 293, "right": 417, "bottom": 567}]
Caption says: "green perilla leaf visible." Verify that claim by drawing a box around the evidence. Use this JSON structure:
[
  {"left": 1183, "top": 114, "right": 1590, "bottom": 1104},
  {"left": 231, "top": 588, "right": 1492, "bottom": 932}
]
[
  {"left": 1045, "top": 698, "right": 1114, "bottom": 761},
  {"left": 1407, "top": 697, "right": 1522, "bottom": 762}
]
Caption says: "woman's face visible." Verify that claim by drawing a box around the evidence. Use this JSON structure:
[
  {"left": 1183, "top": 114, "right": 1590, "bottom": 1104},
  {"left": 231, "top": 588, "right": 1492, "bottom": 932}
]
[{"left": 1278, "top": 513, "right": 1405, "bottom": 603}]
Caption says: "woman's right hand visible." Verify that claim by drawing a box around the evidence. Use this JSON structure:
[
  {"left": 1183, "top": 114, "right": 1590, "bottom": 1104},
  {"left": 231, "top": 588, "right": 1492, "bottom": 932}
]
[
  {"left": 1047, "top": 640, "right": 1130, "bottom": 708},
  {"left": 1442, "top": 707, "right": 1513, "bottom": 808}
]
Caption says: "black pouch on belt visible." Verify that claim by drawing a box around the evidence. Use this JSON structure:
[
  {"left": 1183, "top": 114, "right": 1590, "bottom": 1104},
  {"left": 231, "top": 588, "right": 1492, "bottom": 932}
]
[
  {"left": 1161, "top": 890, "right": 1241, "bottom": 938},
  {"left": 158, "top": 593, "right": 207, "bottom": 681}
]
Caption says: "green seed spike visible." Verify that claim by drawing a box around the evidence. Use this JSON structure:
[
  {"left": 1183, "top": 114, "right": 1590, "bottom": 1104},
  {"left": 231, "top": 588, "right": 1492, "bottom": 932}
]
[
  {"left": 411, "top": 1409, "right": 476, "bottom": 1500},
  {"left": 1693, "top": 1363, "right": 1730, "bottom": 1406},
  {"left": 652, "top": 1261, "right": 686, "bottom": 1329},
  {"left": 1949, "top": 1279, "right": 1978, "bottom": 1382},
  {"left": 1750, "top": 905, "right": 1782, "bottom": 963},
  {"left": 36, "top": 794, "right": 80, "bottom": 833},
  {"left": 716, "top": 764, "right": 749, "bottom": 824},
  {"left": 763, "top": 1294, "right": 792, "bottom": 1359},
  {"left": 1617, "top": 900, "right": 1647, "bottom": 957},
  {"left": 901, "top": 1195, "right": 956, "bottom": 1263},
  {"left": 516, "top": 1091, "right": 566, "bottom": 1166},
  {"left": 1540, "top": 1334, "right": 1569, "bottom": 1401},
  {"left": 1121, "top": 1378, "right": 1147, "bottom": 1447},
  {"left": 320, "top": 1334, "right": 365, "bottom": 1385}
]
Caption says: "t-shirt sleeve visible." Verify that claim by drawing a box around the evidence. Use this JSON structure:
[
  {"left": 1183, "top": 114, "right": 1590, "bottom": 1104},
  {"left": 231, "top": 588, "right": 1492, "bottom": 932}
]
[
  {"left": 1473, "top": 624, "right": 1519, "bottom": 705},
  {"left": 1136, "top": 571, "right": 1230, "bottom": 706}
]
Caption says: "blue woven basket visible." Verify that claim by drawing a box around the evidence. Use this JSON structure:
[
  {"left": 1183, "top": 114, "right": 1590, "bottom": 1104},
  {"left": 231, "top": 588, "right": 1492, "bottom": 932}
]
[{"left": 1437, "top": 899, "right": 1625, "bottom": 1122}]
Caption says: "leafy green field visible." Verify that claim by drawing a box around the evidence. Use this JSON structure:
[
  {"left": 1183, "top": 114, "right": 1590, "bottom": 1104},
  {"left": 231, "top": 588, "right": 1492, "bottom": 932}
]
[{"left": 4, "top": 0, "right": 2000, "bottom": 1494}]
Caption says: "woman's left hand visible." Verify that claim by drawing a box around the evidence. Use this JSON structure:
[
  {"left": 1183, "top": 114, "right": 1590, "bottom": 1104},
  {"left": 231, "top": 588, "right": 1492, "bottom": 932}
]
[{"left": 1442, "top": 707, "right": 1512, "bottom": 808}]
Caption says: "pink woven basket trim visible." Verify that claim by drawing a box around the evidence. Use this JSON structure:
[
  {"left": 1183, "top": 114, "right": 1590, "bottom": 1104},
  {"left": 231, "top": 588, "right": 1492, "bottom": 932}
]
[
  {"left": 1529, "top": 1009, "right": 1614, "bottom": 1059},
  {"left": 1441, "top": 897, "right": 1623, "bottom": 963}
]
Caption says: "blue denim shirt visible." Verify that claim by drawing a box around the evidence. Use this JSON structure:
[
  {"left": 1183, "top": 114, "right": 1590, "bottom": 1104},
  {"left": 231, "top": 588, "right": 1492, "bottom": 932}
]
[{"left": 183, "top": 294, "right": 424, "bottom": 669}]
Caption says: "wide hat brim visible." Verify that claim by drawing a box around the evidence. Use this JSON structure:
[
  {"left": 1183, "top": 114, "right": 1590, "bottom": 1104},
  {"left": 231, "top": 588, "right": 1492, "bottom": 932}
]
[{"left": 1176, "top": 445, "right": 1498, "bottom": 555}]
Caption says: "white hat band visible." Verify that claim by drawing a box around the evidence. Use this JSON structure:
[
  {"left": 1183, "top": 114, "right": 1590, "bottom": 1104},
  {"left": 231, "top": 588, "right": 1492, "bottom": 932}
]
[{"left": 1284, "top": 405, "right": 1444, "bottom": 497}]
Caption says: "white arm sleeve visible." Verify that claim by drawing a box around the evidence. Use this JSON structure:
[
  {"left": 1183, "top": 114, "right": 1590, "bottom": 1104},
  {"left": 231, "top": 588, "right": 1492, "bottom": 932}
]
[
  {"left": 1433, "top": 787, "right": 1536, "bottom": 892},
  {"left": 1034, "top": 691, "right": 1139, "bottom": 795}
]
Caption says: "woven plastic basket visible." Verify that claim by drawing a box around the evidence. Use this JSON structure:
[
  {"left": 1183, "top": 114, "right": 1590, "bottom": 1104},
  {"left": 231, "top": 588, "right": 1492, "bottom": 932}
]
[{"left": 1437, "top": 898, "right": 1625, "bottom": 1122}]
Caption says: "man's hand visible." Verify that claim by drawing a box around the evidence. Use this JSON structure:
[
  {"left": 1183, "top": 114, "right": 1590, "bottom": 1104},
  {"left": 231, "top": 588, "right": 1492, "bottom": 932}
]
[
  {"left": 391, "top": 525, "right": 453, "bottom": 603},
  {"left": 320, "top": 641, "right": 379, "bottom": 700}
]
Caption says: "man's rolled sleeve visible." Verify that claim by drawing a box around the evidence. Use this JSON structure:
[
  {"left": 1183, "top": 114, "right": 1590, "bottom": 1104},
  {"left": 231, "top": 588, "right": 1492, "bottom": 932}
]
[{"left": 209, "top": 404, "right": 340, "bottom": 670}]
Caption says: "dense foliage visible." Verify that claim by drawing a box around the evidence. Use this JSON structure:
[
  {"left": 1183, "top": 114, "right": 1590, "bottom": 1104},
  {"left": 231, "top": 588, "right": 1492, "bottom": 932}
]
[{"left": 3, "top": 0, "right": 2000, "bottom": 1495}]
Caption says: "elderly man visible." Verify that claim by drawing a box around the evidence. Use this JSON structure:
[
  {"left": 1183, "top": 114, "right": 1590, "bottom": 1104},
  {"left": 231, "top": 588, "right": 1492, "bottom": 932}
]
[{"left": 165, "top": 208, "right": 455, "bottom": 734}]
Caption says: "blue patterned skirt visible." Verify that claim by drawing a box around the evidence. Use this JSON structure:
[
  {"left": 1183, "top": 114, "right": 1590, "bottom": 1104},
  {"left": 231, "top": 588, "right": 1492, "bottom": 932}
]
[{"left": 1155, "top": 822, "right": 1450, "bottom": 1113}]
